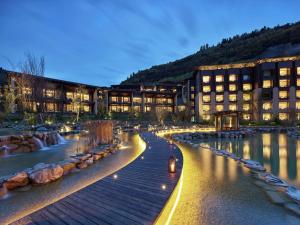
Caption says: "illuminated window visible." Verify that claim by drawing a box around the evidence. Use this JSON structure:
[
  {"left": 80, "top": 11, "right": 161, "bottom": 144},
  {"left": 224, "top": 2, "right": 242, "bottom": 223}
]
[
  {"left": 66, "top": 104, "right": 74, "bottom": 112},
  {"left": 243, "top": 114, "right": 250, "bottom": 120},
  {"left": 297, "top": 79, "right": 300, "bottom": 86},
  {"left": 263, "top": 80, "right": 272, "bottom": 88},
  {"left": 216, "top": 85, "right": 224, "bottom": 92},
  {"left": 66, "top": 92, "right": 74, "bottom": 100},
  {"left": 82, "top": 94, "right": 89, "bottom": 101},
  {"left": 22, "top": 87, "right": 32, "bottom": 95},
  {"left": 133, "top": 97, "right": 142, "bottom": 103},
  {"left": 111, "top": 96, "right": 118, "bottom": 102},
  {"left": 145, "top": 106, "right": 152, "bottom": 112},
  {"left": 279, "top": 91, "right": 288, "bottom": 99},
  {"left": 191, "top": 86, "right": 195, "bottom": 91},
  {"left": 229, "top": 84, "right": 237, "bottom": 91},
  {"left": 296, "top": 102, "right": 300, "bottom": 110},
  {"left": 243, "top": 93, "right": 251, "bottom": 101},
  {"left": 202, "top": 95, "right": 211, "bottom": 103},
  {"left": 243, "top": 104, "right": 250, "bottom": 111},
  {"left": 203, "top": 115, "right": 211, "bottom": 121},
  {"left": 297, "top": 90, "right": 300, "bottom": 98},
  {"left": 216, "top": 104, "right": 224, "bottom": 111},
  {"left": 203, "top": 86, "right": 211, "bottom": 93},
  {"left": 229, "top": 94, "right": 237, "bottom": 101},
  {"left": 229, "top": 74, "right": 237, "bottom": 82},
  {"left": 133, "top": 106, "right": 141, "bottom": 112},
  {"left": 279, "top": 68, "right": 291, "bottom": 76},
  {"left": 279, "top": 113, "right": 288, "bottom": 120},
  {"left": 191, "top": 94, "right": 195, "bottom": 99},
  {"left": 123, "top": 97, "right": 130, "bottom": 102},
  {"left": 202, "top": 105, "right": 210, "bottom": 112},
  {"left": 123, "top": 106, "right": 129, "bottom": 112},
  {"left": 146, "top": 97, "right": 153, "bottom": 103},
  {"left": 215, "top": 75, "right": 224, "bottom": 82},
  {"left": 297, "top": 67, "right": 300, "bottom": 75},
  {"left": 216, "top": 95, "right": 224, "bottom": 102},
  {"left": 167, "top": 98, "right": 173, "bottom": 104},
  {"left": 243, "top": 83, "right": 252, "bottom": 91},
  {"left": 46, "top": 103, "right": 55, "bottom": 112},
  {"left": 279, "top": 79, "right": 289, "bottom": 87},
  {"left": 263, "top": 102, "right": 272, "bottom": 110},
  {"left": 83, "top": 105, "right": 90, "bottom": 112},
  {"left": 263, "top": 113, "right": 271, "bottom": 121},
  {"left": 202, "top": 76, "right": 210, "bottom": 83},
  {"left": 229, "top": 104, "right": 237, "bottom": 111},
  {"left": 279, "top": 102, "right": 288, "bottom": 110}
]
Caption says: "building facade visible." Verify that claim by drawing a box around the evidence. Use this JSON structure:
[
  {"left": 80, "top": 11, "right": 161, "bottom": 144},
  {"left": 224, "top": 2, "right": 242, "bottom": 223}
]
[{"left": 187, "top": 55, "right": 300, "bottom": 123}]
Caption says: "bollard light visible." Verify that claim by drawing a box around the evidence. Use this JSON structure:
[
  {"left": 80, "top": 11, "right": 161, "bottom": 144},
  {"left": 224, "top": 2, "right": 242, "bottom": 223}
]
[{"left": 168, "top": 155, "right": 176, "bottom": 173}]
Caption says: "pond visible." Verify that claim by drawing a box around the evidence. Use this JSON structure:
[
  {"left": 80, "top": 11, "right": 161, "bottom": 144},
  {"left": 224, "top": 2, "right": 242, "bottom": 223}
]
[{"left": 195, "top": 132, "right": 300, "bottom": 188}]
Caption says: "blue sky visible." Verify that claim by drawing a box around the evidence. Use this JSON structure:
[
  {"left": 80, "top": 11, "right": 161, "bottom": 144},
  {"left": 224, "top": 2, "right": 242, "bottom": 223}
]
[{"left": 0, "top": 0, "right": 299, "bottom": 86}]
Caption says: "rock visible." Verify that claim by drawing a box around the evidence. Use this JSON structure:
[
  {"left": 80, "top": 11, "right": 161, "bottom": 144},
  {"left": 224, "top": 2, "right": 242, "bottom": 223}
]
[
  {"left": 86, "top": 157, "right": 93, "bottom": 165},
  {"left": 5, "top": 172, "right": 29, "bottom": 190},
  {"left": 76, "top": 161, "right": 88, "bottom": 169},
  {"left": 29, "top": 164, "right": 63, "bottom": 185},
  {"left": 265, "top": 190, "right": 286, "bottom": 204},
  {"left": 284, "top": 203, "right": 300, "bottom": 216},
  {"left": 93, "top": 154, "right": 101, "bottom": 161},
  {"left": 59, "top": 161, "right": 76, "bottom": 175},
  {"left": 5, "top": 144, "right": 18, "bottom": 151},
  {"left": 0, "top": 182, "right": 7, "bottom": 198}
]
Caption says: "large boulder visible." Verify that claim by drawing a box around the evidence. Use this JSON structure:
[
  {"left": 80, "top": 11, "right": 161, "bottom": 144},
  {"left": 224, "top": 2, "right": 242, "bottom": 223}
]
[
  {"left": 0, "top": 182, "right": 7, "bottom": 198},
  {"left": 59, "top": 161, "right": 76, "bottom": 175},
  {"left": 29, "top": 163, "right": 63, "bottom": 185},
  {"left": 5, "top": 172, "right": 29, "bottom": 190}
]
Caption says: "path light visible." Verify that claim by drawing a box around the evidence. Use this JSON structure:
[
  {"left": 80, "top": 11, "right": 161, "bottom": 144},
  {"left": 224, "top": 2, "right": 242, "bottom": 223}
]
[
  {"left": 161, "top": 184, "right": 167, "bottom": 190},
  {"left": 113, "top": 174, "right": 118, "bottom": 179},
  {"left": 141, "top": 156, "right": 144, "bottom": 160},
  {"left": 168, "top": 155, "right": 176, "bottom": 173}
]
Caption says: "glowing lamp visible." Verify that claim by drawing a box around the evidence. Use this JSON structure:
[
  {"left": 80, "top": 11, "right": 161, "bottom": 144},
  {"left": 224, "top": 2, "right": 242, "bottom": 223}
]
[{"left": 168, "top": 155, "right": 176, "bottom": 173}]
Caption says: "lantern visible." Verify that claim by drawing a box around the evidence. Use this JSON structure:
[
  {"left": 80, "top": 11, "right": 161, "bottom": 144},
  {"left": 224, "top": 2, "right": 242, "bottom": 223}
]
[{"left": 168, "top": 155, "right": 176, "bottom": 173}]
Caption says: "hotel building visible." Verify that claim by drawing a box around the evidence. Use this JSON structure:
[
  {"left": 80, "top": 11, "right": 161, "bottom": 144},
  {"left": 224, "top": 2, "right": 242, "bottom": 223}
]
[{"left": 187, "top": 55, "right": 300, "bottom": 123}]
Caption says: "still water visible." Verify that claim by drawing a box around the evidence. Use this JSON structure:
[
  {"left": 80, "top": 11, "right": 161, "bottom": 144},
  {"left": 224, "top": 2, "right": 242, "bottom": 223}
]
[
  {"left": 196, "top": 133, "right": 300, "bottom": 188},
  {"left": 0, "top": 132, "right": 145, "bottom": 224}
]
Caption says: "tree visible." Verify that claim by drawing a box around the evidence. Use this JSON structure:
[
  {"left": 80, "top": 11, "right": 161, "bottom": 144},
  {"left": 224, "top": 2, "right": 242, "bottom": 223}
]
[
  {"left": 73, "top": 85, "right": 85, "bottom": 123},
  {"left": 2, "top": 83, "right": 20, "bottom": 115},
  {"left": 155, "top": 107, "right": 168, "bottom": 125}
]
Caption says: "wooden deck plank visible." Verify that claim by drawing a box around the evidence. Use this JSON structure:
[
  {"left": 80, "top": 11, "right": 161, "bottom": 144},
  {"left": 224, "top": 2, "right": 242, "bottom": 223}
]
[{"left": 11, "top": 133, "right": 183, "bottom": 225}]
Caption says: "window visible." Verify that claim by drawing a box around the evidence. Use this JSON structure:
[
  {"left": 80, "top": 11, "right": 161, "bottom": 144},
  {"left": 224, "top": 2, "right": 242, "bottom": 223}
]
[
  {"left": 191, "top": 94, "right": 195, "bottom": 99},
  {"left": 279, "top": 79, "right": 289, "bottom": 87},
  {"left": 243, "top": 74, "right": 250, "bottom": 81},
  {"left": 22, "top": 87, "right": 32, "bottom": 95},
  {"left": 243, "top": 114, "right": 250, "bottom": 120},
  {"left": 263, "top": 70, "right": 272, "bottom": 79},
  {"left": 297, "top": 90, "right": 300, "bottom": 98},
  {"left": 279, "top": 102, "right": 288, "bottom": 110},
  {"left": 123, "top": 97, "right": 130, "bottom": 102},
  {"left": 297, "top": 79, "right": 300, "bottom": 86},
  {"left": 216, "top": 85, "right": 224, "bottom": 92},
  {"left": 111, "top": 96, "right": 118, "bottom": 102},
  {"left": 215, "top": 75, "right": 224, "bottom": 82},
  {"left": 66, "top": 92, "right": 74, "bottom": 100},
  {"left": 279, "top": 68, "right": 291, "bottom": 76},
  {"left": 263, "top": 80, "right": 272, "bottom": 88},
  {"left": 229, "top": 84, "right": 237, "bottom": 91},
  {"left": 263, "top": 113, "right": 272, "bottom": 121},
  {"left": 203, "top": 86, "right": 211, "bottom": 93},
  {"left": 263, "top": 102, "right": 272, "bottom": 110},
  {"left": 229, "top": 104, "right": 237, "bottom": 111},
  {"left": 146, "top": 97, "right": 153, "bottom": 103},
  {"left": 216, "top": 95, "right": 224, "bottom": 102},
  {"left": 202, "top": 105, "right": 210, "bottom": 112},
  {"left": 83, "top": 105, "right": 90, "bottom": 112},
  {"left": 297, "top": 67, "right": 300, "bottom": 75},
  {"left": 296, "top": 101, "right": 300, "bottom": 110},
  {"left": 229, "top": 74, "right": 237, "bottom": 82},
  {"left": 279, "top": 91, "right": 288, "bottom": 99},
  {"left": 167, "top": 98, "right": 173, "bottom": 104},
  {"left": 123, "top": 106, "right": 129, "bottom": 112},
  {"left": 279, "top": 113, "right": 288, "bottom": 120},
  {"left": 243, "top": 83, "right": 252, "bottom": 91},
  {"left": 216, "top": 104, "right": 224, "bottom": 111},
  {"left": 202, "top": 95, "right": 211, "bottom": 103},
  {"left": 145, "top": 106, "right": 152, "bottom": 112},
  {"left": 133, "top": 97, "right": 142, "bottom": 103},
  {"left": 202, "top": 76, "right": 210, "bottom": 83},
  {"left": 66, "top": 104, "right": 74, "bottom": 112},
  {"left": 46, "top": 103, "right": 55, "bottom": 112},
  {"left": 133, "top": 106, "right": 141, "bottom": 112},
  {"left": 243, "top": 104, "right": 250, "bottom": 111},
  {"left": 243, "top": 93, "right": 251, "bottom": 101},
  {"left": 82, "top": 94, "right": 89, "bottom": 101},
  {"left": 203, "top": 115, "right": 211, "bottom": 121},
  {"left": 229, "top": 94, "right": 237, "bottom": 101},
  {"left": 191, "top": 86, "right": 195, "bottom": 91}
]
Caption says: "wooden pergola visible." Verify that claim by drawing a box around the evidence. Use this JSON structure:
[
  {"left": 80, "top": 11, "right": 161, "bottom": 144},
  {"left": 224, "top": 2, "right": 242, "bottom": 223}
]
[{"left": 214, "top": 111, "right": 241, "bottom": 131}]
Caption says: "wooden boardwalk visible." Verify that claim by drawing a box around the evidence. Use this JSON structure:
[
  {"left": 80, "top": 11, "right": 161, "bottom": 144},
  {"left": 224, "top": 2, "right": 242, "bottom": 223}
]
[{"left": 12, "top": 132, "right": 183, "bottom": 225}]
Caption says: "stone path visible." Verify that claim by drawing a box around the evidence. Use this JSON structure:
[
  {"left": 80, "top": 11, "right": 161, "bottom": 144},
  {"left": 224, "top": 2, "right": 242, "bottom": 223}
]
[{"left": 11, "top": 132, "right": 183, "bottom": 225}]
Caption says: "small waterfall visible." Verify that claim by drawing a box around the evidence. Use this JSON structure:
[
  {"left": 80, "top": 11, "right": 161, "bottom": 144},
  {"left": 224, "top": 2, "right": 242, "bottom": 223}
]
[
  {"left": 33, "top": 137, "right": 45, "bottom": 149},
  {"left": 57, "top": 133, "right": 66, "bottom": 144},
  {"left": 1, "top": 145, "right": 9, "bottom": 157}
]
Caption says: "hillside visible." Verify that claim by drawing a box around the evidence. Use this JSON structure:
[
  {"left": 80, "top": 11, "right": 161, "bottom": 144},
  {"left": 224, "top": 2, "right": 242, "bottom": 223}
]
[{"left": 121, "top": 22, "right": 300, "bottom": 85}]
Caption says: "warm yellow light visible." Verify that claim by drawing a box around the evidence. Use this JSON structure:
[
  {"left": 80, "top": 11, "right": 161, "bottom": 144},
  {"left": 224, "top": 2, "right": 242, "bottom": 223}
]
[
  {"left": 243, "top": 83, "right": 252, "bottom": 91},
  {"left": 229, "top": 74, "right": 237, "bottom": 82},
  {"left": 263, "top": 102, "right": 272, "bottom": 110},
  {"left": 278, "top": 102, "right": 288, "bottom": 110},
  {"left": 279, "top": 79, "right": 289, "bottom": 87},
  {"left": 263, "top": 113, "right": 271, "bottom": 121},
  {"left": 229, "top": 84, "right": 237, "bottom": 91},
  {"left": 203, "top": 86, "right": 211, "bottom": 93},
  {"left": 279, "top": 68, "right": 291, "bottom": 76},
  {"left": 202, "top": 95, "right": 211, "bottom": 103},
  {"left": 202, "top": 76, "right": 210, "bottom": 83},
  {"left": 279, "top": 91, "right": 288, "bottom": 99},
  {"left": 216, "top": 85, "right": 224, "bottom": 92},
  {"left": 216, "top": 95, "right": 223, "bottom": 102},
  {"left": 263, "top": 80, "right": 272, "bottom": 88},
  {"left": 229, "top": 94, "right": 237, "bottom": 101},
  {"left": 215, "top": 75, "right": 224, "bottom": 82}
]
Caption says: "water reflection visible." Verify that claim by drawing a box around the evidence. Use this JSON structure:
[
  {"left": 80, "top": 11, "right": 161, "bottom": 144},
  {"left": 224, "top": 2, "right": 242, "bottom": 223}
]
[{"left": 198, "top": 133, "right": 300, "bottom": 188}]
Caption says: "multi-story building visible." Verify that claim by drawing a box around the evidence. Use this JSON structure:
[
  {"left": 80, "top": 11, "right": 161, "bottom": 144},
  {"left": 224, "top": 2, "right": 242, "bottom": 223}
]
[{"left": 188, "top": 55, "right": 300, "bottom": 123}]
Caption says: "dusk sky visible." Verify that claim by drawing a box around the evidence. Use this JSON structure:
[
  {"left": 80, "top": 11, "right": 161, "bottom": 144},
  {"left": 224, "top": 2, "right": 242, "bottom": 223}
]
[{"left": 0, "top": 0, "right": 299, "bottom": 86}]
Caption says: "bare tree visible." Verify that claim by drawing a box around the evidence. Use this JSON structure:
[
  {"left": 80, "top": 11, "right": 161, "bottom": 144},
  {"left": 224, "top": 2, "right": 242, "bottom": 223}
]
[
  {"left": 155, "top": 107, "right": 168, "bottom": 125},
  {"left": 2, "top": 83, "right": 20, "bottom": 115},
  {"left": 73, "top": 85, "right": 85, "bottom": 123}
]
